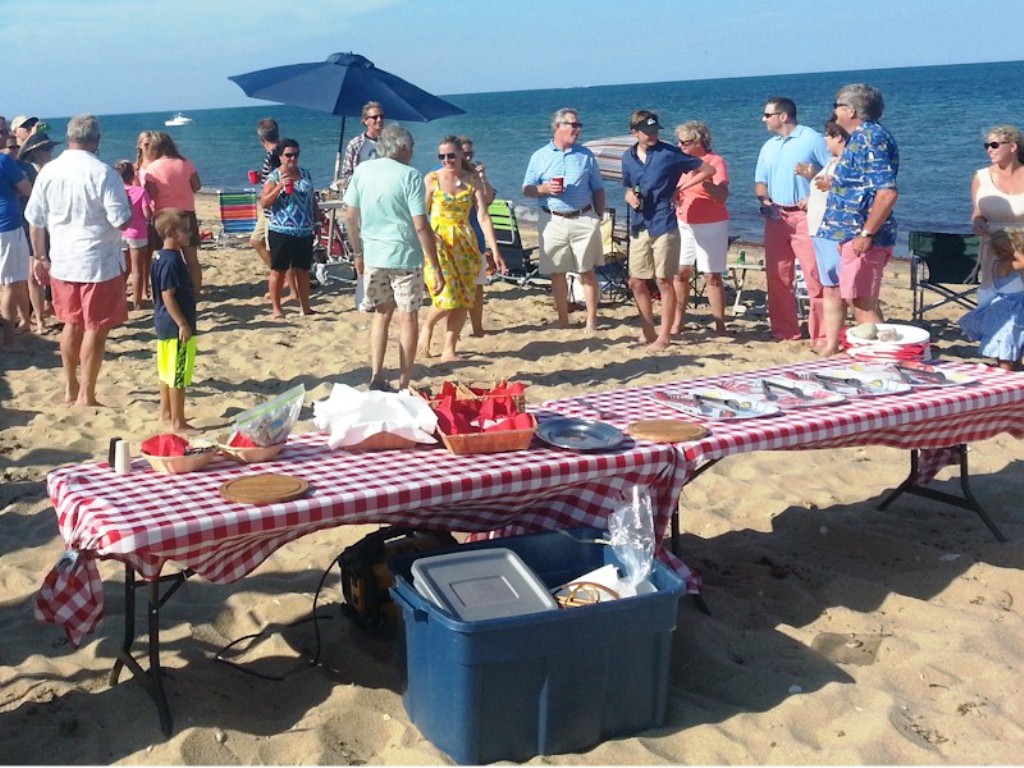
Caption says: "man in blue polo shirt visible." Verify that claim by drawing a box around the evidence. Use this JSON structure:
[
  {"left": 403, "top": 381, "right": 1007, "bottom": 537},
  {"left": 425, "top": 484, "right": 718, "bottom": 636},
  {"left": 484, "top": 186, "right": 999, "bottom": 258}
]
[
  {"left": 622, "top": 109, "right": 714, "bottom": 349},
  {"left": 754, "top": 97, "right": 831, "bottom": 344},
  {"left": 523, "top": 108, "right": 605, "bottom": 335}
]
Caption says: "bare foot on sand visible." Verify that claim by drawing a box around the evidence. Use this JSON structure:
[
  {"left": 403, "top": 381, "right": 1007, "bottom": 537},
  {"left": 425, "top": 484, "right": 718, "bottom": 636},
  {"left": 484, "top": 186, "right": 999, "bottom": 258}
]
[
  {"left": 417, "top": 345, "right": 436, "bottom": 359},
  {"left": 647, "top": 338, "right": 671, "bottom": 351},
  {"left": 439, "top": 350, "right": 461, "bottom": 363},
  {"left": 74, "top": 398, "right": 105, "bottom": 408},
  {"left": 171, "top": 422, "right": 199, "bottom": 435},
  {"left": 469, "top": 329, "right": 487, "bottom": 338},
  {"left": 584, "top": 325, "right": 597, "bottom": 338}
]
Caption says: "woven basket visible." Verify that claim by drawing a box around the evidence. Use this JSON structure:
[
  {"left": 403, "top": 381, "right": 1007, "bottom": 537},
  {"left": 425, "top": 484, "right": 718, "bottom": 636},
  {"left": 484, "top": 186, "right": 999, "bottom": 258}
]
[
  {"left": 218, "top": 440, "right": 286, "bottom": 464},
  {"left": 438, "top": 415, "right": 537, "bottom": 455},
  {"left": 141, "top": 448, "right": 217, "bottom": 474},
  {"left": 411, "top": 385, "right": 535, "bottom": 454},
  {"left": 344, "top": 431, "right": 421, "bottom": 452}
]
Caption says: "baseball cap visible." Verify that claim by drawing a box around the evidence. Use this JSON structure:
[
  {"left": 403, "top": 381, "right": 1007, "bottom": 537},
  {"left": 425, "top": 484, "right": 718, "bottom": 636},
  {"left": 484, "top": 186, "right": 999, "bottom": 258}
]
[
  {"left": 11, "top": 116, "right": 38, "bottom": 132},
  {"left": 631, "top": 110, "right": 663, "bottom": 134}
]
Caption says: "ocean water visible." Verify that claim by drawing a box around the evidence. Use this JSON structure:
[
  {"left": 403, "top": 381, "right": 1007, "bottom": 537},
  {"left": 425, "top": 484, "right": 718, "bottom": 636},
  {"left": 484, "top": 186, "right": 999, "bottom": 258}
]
[{"left": 59, "top": 59, "right": 1023, "bottom": 253}]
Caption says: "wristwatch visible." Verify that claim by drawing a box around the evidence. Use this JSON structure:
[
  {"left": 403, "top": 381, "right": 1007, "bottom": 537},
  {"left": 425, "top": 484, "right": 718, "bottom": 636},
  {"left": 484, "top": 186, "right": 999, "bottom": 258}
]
[{"left": 859, "top": 228, "right": 874, "bottom": 238}]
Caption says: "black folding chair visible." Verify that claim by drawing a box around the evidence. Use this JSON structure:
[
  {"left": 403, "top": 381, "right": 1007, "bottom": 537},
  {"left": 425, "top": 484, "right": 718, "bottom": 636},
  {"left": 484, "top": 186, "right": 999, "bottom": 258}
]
[{"left": 909, "top": 231, "right": 981, "bottom": 321}]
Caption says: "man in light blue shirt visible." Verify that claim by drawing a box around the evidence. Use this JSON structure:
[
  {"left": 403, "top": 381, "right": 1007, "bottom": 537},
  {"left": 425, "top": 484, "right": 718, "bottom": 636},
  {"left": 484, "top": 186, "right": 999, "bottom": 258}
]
[
  {"left": 523, "top": 108, "right": 605, "bottom": 335},
  {"left": 344, "top": 123, "right": 442, "bottom": 392},
  {"left": 754, "top": 97, "right": 831, "bottom": 344}
]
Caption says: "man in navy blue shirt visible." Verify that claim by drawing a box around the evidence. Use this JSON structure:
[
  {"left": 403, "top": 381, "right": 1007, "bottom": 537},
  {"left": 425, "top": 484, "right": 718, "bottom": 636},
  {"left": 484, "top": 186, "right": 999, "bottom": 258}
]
[{"left": 622, "top": 110, "right": 714, "bottom": 349}]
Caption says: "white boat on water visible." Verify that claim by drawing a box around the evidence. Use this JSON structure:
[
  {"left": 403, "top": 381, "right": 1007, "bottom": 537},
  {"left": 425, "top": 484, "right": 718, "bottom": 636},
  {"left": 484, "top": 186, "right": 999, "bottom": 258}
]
[{"left": 164, "top": 113, "right": 193, "bottom": 126}]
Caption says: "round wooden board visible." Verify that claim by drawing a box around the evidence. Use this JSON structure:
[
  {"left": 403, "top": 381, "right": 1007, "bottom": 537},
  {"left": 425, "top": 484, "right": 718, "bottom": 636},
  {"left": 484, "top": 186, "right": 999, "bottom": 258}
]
[
  {"left": 626, "top": 419, "right": 708, "bottom": 443},
  {"left": 220, "top": 473, "right": 310, "bottom": 505}
]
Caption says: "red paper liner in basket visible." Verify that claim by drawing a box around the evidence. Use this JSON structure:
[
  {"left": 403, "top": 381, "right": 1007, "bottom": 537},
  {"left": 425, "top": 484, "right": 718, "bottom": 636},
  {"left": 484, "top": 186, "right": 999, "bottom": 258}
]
[{"left": 412, "top": 381, "right": 534, "bottom": 454}]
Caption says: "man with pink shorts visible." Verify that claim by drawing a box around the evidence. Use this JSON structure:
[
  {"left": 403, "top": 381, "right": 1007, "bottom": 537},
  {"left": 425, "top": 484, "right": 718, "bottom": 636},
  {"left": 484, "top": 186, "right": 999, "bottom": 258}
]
[
  {"left": 25, "top": 114, "right": 131, "bottom": 406},
  {"left": 817, "top": 84, "right": 899, "bottom": 326}
]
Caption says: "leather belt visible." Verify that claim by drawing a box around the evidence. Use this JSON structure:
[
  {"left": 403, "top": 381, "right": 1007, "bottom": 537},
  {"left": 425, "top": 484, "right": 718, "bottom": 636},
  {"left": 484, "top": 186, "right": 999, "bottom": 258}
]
[
  {"left": 541, "top": 204, "right": 593, "bottom": 219},
  {"left": 778, "top": 204, "right": 802, "bottom": 212}
]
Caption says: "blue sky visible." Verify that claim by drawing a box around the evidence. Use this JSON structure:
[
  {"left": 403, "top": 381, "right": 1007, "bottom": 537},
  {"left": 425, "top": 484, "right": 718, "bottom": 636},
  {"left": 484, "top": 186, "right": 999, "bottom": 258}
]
[{"left": 4, "top": 0, "right": 1023, "bottom": 118}]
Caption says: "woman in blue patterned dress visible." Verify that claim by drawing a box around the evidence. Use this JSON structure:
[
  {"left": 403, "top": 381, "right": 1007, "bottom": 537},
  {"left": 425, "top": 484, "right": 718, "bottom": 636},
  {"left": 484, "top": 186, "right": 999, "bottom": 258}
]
[{"left": 260, "top": 138, "right": 319, "bottom": 318}]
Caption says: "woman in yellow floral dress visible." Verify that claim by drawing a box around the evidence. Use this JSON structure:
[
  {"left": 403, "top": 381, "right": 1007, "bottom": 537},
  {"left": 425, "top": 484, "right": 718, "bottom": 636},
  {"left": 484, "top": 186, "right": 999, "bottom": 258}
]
[{"left": 418, "top": 136, "right": 502, "bottom": 361}]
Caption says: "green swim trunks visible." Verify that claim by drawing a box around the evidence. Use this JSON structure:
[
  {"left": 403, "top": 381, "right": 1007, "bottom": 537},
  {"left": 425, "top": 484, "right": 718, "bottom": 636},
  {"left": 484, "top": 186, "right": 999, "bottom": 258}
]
[{"left": 156, "top": 337, "right": 197, "bottom": 389}]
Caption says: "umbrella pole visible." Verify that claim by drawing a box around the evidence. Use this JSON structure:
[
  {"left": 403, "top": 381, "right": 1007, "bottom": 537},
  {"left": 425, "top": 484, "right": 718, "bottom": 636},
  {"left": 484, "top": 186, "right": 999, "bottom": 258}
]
[{"left": 333, "top": 116, "right": 347, "bottom": 186}]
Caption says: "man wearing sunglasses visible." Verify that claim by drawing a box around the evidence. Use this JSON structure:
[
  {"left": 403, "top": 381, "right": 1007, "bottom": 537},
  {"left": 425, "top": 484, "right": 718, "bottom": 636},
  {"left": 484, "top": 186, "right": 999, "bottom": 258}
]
[
  {"left": 754, "top": 97, "right": 831, "bottom": 345},
  {"left": 817, "top": 83, "right": 899, "bottom": 328},
  {"left": 523, "top": 107, "right": 605, "bottom": 335},
  {"left": 336, "top": 101, "right": 386, "bottom": 192}
]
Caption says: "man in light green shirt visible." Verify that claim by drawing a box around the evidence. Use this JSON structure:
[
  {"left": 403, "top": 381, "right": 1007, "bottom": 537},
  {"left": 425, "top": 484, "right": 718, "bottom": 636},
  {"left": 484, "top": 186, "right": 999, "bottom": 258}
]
[{"left": 344, "top": 123, "right": 442, "bottom": 391}]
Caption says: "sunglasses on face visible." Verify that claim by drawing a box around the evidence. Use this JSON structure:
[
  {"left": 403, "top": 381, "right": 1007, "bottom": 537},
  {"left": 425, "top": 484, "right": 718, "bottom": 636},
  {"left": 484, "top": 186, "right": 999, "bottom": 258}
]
[
  {"left": 560, "top": 121, "right": 584, "bottom": 129},
  {"left": 832, "top": 102, "right": 852, "bottom": 110},
  {"left": 282, "top": 152, "right": 299, "bottom": 158},
  {"left": 438, "top": 152, "right": 458, "bottom": 160},
  {"left": 366, "top": 114, "right": 384, "bottom": 121},
  {"left": 763, "top": 112, "right": 781, "bottom": 118},
  {"left": 984, "top": 141, "right": 1009, "bottom": 150}
]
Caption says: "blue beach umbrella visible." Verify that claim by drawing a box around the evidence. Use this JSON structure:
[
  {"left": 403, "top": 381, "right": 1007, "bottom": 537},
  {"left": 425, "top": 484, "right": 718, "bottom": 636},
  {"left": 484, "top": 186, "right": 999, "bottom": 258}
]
[{"left": 228, "top": 52, "right": 466, "bottom": 179}]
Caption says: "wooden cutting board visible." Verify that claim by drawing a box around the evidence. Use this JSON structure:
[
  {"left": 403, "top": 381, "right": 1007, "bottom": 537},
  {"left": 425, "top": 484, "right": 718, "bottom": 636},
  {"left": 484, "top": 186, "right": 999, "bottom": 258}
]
[
  {"left": 626, "top": 419, "right": 708, "bottom": 443},
  {"left": 220, "top": 473, "right": 310, "bottom": 505}
]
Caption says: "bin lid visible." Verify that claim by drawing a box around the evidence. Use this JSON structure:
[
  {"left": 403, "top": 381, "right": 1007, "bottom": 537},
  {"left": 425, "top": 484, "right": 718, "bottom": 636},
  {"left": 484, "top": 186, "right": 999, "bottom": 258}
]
[{"left": 411, "top": 548, "right": 559, "bottom": 621}]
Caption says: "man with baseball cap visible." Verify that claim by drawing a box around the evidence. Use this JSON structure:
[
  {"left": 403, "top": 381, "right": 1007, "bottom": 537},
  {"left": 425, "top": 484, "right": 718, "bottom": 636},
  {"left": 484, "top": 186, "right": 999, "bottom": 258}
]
[
  {"left": 621, "top": 109, "right": 714, "bottom": 349},
  {"left": 11, "top": 116, "right": 39, "bottom": 147}
]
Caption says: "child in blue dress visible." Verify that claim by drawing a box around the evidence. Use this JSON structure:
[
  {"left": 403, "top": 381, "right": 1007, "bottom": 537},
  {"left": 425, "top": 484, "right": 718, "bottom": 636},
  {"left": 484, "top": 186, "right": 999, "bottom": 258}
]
[{"left": 959, "top": 228, "right": 1024, "bottom": 370}]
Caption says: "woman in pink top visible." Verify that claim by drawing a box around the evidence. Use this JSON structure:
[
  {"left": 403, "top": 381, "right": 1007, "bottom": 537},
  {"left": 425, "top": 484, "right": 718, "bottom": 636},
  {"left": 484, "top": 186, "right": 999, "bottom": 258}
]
[
  {"left": 672, "top": 120, "right": 730, "bottom": 334},
  {"left": 143, "top": 131, "right": 202, "bottom": 292},
  {"left": 114, "top": 160, "right": 155, "bottom": 311}
]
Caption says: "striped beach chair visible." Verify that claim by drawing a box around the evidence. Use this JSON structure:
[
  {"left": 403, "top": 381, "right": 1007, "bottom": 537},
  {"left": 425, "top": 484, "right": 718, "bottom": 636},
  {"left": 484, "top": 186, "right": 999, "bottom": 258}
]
[{"left": 217, "top": 189, "right": 258, "bottom": 248}]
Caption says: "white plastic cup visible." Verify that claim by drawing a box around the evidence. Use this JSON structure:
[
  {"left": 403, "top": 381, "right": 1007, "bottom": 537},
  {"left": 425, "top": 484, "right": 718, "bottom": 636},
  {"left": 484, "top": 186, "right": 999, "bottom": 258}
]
[{"left": 114, "top": 439, "right": 132, "bottom": 475}]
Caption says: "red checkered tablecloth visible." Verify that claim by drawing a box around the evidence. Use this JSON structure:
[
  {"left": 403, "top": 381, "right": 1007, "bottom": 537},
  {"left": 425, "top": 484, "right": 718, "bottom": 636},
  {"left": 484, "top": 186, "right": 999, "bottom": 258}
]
[
  {"left": 36, "top": 423, "right": 692, "bottom": 644},
  {"left": 547, "top": 359, "right": 1024, "bottom": 484}
]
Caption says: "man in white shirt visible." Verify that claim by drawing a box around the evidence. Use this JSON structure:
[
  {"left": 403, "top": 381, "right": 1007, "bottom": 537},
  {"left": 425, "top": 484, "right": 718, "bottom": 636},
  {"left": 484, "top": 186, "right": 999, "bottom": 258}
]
[{"left": 25, "top": 114, "right": 131, "bottom": 406}]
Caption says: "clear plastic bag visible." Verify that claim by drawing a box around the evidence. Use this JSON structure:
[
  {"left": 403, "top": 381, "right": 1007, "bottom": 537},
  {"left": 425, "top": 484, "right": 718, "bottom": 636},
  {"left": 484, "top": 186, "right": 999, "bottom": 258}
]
[
  {"left": 608, "top": 485, "right": 655, "bottom": 589},
  {"left": 229, "top": 384, "right": 305, "bottom": 446}
]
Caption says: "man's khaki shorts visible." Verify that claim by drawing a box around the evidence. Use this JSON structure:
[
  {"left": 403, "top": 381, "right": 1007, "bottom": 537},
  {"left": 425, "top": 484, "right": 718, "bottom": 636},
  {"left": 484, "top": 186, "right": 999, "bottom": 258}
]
[
  {"left": 629, "top": 230, "right": 680, "bottom": 280},
  {"left": 538, "top": 212, "right": 602, "bottom": 274}
]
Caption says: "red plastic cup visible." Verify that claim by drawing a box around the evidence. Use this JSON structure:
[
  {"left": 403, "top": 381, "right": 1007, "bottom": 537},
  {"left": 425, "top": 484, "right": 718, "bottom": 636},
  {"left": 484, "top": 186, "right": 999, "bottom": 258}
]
[
  {"left": 552, "top": 175, "right": 564, "bottom": 188},
  {"left": 247, "top": 170, "right": 259, "bottom": 184},
  {"left": 285, "top": 180, "right": 295, "bottom": 194}
]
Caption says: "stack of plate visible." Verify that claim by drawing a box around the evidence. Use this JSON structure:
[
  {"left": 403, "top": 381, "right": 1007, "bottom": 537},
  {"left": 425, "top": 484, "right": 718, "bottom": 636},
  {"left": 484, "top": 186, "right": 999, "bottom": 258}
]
[{"left": 843, "top": 323, "right": 930, "bottom": 363}]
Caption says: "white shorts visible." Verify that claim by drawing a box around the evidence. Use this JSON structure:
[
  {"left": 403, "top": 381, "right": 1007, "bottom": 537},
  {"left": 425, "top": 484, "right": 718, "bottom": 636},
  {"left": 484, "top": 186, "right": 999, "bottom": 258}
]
[
  {"left": 678, "top": 220, "right": 729, "bottom": 274},
  {"left": 538, "top": 212, "right": 602, "bottom": 274},
  {"left": 123, "top": 237, "right": 148, "bottom": 249},
  {"left": 0, "top": 227, "right": 31, "bottom": 284}
]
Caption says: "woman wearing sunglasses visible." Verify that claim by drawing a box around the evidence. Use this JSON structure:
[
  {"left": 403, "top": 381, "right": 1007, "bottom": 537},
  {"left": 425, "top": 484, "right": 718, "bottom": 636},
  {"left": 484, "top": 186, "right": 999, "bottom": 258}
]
[
  {"left": 959, "top": 126, "right": 1024, "bottom": 370},
  {"left": 417, "top": 135, "right": 503, "bottom": 361},
  {"left": 261, "top": 138, "right": 318, "bottom": 318}
]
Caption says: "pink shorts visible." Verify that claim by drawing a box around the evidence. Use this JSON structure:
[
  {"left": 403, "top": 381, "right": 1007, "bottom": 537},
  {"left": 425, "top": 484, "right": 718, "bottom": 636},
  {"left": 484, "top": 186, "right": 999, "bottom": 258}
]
[
  {"left": 51, "top": 274, "right": 129, "bottom": 330},
  {"left": 839, "top": 241, "right": 891, "bottom": 301}
]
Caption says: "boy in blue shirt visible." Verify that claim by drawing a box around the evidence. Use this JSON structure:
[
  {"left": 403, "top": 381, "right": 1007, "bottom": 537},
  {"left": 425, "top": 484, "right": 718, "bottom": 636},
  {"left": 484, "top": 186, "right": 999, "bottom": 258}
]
[{"left": 151, "top": 209, "right": 198, "bottom": 432}]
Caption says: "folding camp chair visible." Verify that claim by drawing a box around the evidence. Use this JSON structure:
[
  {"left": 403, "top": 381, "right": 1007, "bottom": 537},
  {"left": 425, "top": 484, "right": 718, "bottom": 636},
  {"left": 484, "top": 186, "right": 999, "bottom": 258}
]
[
  {"left": 312, "top": 199, "right": 359, "bottom": 289},
  {"left": 487, "top": 199, "right": 543, "bottom": 288},
  {"left": 216, "top": 189, "right": 258, "bottom": 248},
  {"left": 909, "top": 230, "right": 981, "bottom": 321}
]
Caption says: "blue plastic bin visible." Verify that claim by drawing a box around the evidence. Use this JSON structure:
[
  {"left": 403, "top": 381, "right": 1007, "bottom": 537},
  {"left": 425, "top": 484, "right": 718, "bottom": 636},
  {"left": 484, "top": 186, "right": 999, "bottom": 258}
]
[{"left": 390, "top": 529, "right": 686, "bottom": 764}]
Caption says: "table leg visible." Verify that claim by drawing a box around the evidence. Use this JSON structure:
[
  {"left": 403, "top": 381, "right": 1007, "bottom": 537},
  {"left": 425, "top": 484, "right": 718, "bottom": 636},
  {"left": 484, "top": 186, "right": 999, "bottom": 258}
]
[
  {"left": 877, "top": 446, "right": 1008, "bottom": 542},
  {"left": 108, "top": 564, "right": 193, "bottom": 738}
]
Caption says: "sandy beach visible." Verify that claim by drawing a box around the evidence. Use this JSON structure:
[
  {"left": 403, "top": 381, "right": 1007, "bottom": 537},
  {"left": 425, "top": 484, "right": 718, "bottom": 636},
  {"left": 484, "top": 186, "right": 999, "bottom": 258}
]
[{"left": 2, "top": 191, "right": 1023, "bottom": 765}]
